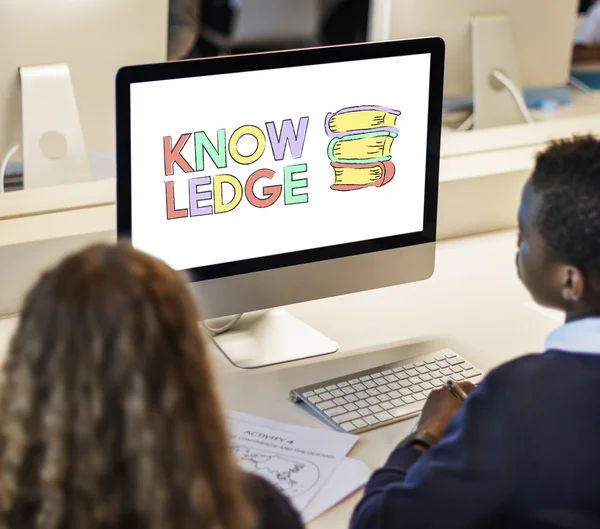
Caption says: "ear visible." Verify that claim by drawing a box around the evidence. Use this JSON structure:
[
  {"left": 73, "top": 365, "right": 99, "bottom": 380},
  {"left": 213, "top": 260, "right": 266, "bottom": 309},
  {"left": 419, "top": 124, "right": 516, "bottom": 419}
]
[{"left": 561, "top": 266, "right": 586, "bottom": 302}]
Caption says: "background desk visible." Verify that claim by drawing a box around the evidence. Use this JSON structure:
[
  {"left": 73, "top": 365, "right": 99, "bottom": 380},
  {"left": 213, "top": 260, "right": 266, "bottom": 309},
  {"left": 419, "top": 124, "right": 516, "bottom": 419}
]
[{"left": 0, "top": 230, "right": 552, "bottom": 528}]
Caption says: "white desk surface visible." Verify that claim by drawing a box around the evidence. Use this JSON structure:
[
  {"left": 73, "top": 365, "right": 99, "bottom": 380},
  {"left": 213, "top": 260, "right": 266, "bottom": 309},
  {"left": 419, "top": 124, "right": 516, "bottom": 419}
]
[{"left": 0, "top": 229, "right": 561, "bottom": 528}]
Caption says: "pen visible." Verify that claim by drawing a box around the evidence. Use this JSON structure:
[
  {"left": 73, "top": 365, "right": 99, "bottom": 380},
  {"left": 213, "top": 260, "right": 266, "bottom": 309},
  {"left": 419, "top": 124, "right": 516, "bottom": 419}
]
[{"left": 445, "top": 379, "right": 468, "bottom": 401}]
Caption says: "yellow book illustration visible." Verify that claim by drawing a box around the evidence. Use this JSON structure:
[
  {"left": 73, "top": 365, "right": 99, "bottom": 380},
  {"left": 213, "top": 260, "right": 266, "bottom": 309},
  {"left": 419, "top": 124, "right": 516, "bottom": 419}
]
[
  {"left": 330, "top": 161, "right": 396, "bottom": 191},
  {"left": 325, "top": 105, "right": 401, "bottom": 135},
  {"left": 328, "top": 131, "right": 397, "bottom": 164}
]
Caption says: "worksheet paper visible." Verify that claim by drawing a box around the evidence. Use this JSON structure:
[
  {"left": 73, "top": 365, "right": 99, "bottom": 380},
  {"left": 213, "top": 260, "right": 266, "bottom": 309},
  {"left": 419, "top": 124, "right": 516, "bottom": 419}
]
[
  {"left": 226, "top": 411, "right": 358, "bottom": 512},
  {"left": 302, "top": 457, "right": 371, "bottom": 524}
]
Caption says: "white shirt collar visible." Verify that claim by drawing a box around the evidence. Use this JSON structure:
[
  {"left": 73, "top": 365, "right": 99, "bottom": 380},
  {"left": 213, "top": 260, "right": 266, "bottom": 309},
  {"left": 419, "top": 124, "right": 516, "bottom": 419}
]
[{"left": 545, "top": 317, "right": 600, "bottom": 355}]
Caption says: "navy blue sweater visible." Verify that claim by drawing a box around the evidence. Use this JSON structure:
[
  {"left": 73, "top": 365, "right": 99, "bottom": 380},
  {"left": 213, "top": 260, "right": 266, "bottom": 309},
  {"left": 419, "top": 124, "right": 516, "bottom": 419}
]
[{"left": 351, "top": 350, "right": 600, "bottom": 529}]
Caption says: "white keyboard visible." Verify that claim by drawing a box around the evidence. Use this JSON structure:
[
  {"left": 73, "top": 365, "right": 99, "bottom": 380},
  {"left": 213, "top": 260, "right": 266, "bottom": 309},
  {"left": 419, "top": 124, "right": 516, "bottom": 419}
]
[{"left": 290, "top": 348, "right": 483, "bottom": 434}]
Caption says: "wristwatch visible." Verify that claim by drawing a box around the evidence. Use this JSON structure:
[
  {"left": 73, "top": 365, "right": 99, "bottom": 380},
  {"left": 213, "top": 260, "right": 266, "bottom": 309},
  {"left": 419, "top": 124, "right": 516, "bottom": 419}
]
[{"left": 397, "top": 429, "right": 439, "bottom": 451}]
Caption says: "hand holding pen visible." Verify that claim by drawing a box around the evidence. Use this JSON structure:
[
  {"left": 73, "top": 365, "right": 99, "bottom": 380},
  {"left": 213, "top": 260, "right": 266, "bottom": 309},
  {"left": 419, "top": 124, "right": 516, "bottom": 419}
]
[{"left": 411, "top": 378, "right": 474, "bottom": 438}]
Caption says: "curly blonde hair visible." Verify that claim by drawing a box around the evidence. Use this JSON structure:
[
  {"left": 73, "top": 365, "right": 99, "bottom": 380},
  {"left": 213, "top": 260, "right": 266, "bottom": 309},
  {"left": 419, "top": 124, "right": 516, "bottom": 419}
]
[{"left": 0, "top": 244, "right": 255, "bottom": 529}]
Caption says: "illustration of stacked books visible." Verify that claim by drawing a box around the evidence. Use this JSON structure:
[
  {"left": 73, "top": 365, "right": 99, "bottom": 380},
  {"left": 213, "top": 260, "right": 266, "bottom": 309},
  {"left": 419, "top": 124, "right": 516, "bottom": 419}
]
[{"left": 324, "top": 105, "right": 401, "bottom": 191}]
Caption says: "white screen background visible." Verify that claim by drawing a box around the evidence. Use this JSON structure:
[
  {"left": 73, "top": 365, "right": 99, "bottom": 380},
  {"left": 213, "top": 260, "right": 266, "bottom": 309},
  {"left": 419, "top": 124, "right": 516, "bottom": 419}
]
[{"left": 129, "top": 53, "right": 431, "bottom": 271}]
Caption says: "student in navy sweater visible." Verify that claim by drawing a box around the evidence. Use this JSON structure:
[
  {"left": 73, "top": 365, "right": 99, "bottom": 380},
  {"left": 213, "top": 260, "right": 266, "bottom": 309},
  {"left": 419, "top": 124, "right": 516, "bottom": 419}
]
[{"left": 350, "top": 135, "right": 600, "bottom": 529}]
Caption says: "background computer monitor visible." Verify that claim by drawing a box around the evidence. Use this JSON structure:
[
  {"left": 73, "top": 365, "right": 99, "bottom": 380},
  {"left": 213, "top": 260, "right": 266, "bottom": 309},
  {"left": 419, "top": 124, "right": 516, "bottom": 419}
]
[
  {"left": 369, "top": 0, "right": 579, "bottom": 128},
  {"left": 116, "top": 38, "right": 444, "bottom": 368},
  {"left": 0, "top": 0, "right": 168, "bottom": 189}
]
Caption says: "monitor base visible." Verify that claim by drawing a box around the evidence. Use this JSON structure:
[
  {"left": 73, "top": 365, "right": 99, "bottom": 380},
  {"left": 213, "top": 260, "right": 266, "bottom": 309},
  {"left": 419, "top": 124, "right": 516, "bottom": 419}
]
[{"left": 208, "top": 308, "right": 339, "bottom": 369}]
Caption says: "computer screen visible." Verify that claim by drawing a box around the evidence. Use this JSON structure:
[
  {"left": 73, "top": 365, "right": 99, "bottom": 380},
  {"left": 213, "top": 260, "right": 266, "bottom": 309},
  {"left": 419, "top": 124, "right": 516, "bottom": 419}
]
[{"left": 126, "top": 50, "right": 433, "bottom": 273}]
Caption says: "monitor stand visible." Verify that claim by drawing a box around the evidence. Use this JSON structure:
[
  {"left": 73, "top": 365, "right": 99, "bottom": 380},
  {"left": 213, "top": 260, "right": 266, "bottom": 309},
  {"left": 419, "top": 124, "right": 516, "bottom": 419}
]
[
  {"left": 207, "top": 308, "right": 339, "bottom": 369},
  {"left": 20, "top": 63, "right": 93, "bottom": 189},
  {"left": 471, "top": 13, "right": 530, "bottom": 129}
]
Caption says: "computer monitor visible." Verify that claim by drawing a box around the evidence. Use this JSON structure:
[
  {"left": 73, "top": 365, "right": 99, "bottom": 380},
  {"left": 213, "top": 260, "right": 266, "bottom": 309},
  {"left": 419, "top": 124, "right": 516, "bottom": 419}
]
[
  {"left": 116, "top": 38, "right": 444, "bottom": 368},
  {"left": 368, "top": 0, "right": 579, "bottom": 129},
  {"left": 0, "top": 0, "right": 168, "bottom": 190}
]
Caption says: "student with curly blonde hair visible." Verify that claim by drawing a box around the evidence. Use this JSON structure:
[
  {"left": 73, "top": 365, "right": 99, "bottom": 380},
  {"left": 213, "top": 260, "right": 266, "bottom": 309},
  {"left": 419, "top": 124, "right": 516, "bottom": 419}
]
[{"left": 0, "top": 244, "right": 302, "bottom": 529}]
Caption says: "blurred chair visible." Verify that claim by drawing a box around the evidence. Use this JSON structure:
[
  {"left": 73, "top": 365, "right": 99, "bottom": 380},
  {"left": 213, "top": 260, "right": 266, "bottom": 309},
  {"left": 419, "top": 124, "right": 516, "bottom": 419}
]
[{"left": 203, "top": 0, "right": 321, "bottom": 53}]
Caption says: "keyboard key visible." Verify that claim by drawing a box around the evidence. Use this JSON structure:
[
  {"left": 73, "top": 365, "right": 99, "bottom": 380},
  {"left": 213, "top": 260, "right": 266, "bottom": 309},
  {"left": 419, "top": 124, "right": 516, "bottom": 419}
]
[
  {"left": 424, "top": 358, "right": 437, "bottom": 364},
  {"left": 326, "top": 385, "right": 337, "bottom": 391},
  {"left": 349, "top": 379, "right": 360, "bottom": 385},
  {"left": 392, "top": 367, "right": 404, "bottom": 373},
  {"left": 412, "top": 391, "right": 426, "bottom": 401},
  {"left": 325, "top": 406, "right": 346, "bottom": 417},
  {"left": 342, "top": 387, "right": 357, "bottom": 395},
  {"left": 366, "top": 397, "right": 380, "bottom": 406},
  {"left": 406, "top": 369, "right": 419, "bottom": 377},
  {"left": 321, "top": 392, "right": 334, "bottom": 400},
  {"left": 346, "top": 394, "right": 358, "bottom": 403},
  {"left": 304, "top": 390, "right": 315, "bottom": 397},
  {"left": 331, "top": 389, "right": 345, "bottom": 398},
  {"left": 308, "top": 395, "right": 323, "bottom": 404},
  {"left": 353, "top": 383, "right": 367, "bottom": 391},
  {"left": 366, "top": 388, "right": 380, "bottom": 397},
  {"left": 356, "top": 391, "right": 369, "bottom": 399},
  {"left": 416, "top": 366, "right": 429, "bottom": 374},
  {"left": 437, "top": 360, "right": 449, "bottom": 368},
  {"left": 340, "top": 421, "right": 357, "bottom": 432},
  {"left": 419, "top": 373, "right": 432, "bottom": 382},
  {"left": 334, "top": 411, "right": 361, "bottom": 424},
  {"left": 382, "top": 370, "right": 393, "bottom": 376},
  {"left": 372, "top": 377, "right": 385, "bottom": 386},
  {"left": 445, "top": 352, "right": 457, "bottom": 359},
  {"left": 364, "top": 415, "right": 379, "bottom": 425},
  {"left": 441, "top": 368, "right": 453, "bottom": 376},
  {"left": 448, "top": 357, "right": 464, "bottom": 366},
  {"left": 402, "top": 395, "right": 416, "bottom": 404},
  {"left": 388, "top": 390, "right": 401, "bottom": 399},
  {"left": 419, "top": 381, "right": 433, "bottom": 391},
  {"left": 377, "top": 394, "right": 391, "bottom": 403},
  {"left": 379, "top": 384, "right": 390, "bottom": 393},
  {"left": 359, "top": 375, "right": 372, "bottom": 382},
  {"left": 409, "top": 377, "right": 422, "bottom": 385},
  {"left": 334, "top": 397, "right": 347, "bottom": 406},
  {"left": 385, "top": 375, "right": 398, "bottom": 383},
  {"left": 338, "top": 381, "right": 349, "bottom": 388},
  {"left": 357, "top": 400, "right": 370, "bottom": 409},
  {"left": 462, "top": 368, "right": 478, "bottom": 378},
  {"left": 364, "top": 380, "right": 376, "bottom": 389},
  {"left": 430, "top": 369, "right": 442, "bottom": 378},
  {"left": 369, "top": 404, "right": 383, "bottom": 413},
  {"left": 317, "top": 401, "right": 336, "bottom": 411},
  {"left": 451, "top": 365, "right": 463, "bottom": 373},
  {"left": 434, "top": 354, "right": 446, "bottom": 361},
  {"left": 390, "top": 401, "right": 423, "bottom": 418},
  {"left": 401, "top": 388, "right": 412, "bottom": 397},
  {"left": 380, "top": 401, "right": 393, "bottom": 410},
  {"left": 400, "top": 380, "right": 412, "bottom": 388},
  {"left": 375, "top": 411, "right": 393, "bottom": 422},
  {"left": 388, "top": 382, "right": 400, "bottom": 390},
  {"left": 359, "top": 408, "right": 371, "bottom": 417},
  {"left": 467, "top": 374, "right": 484, "bottom": 385},
  {"left": 345, "top": 403, "right": 358, "bottom": 411},
  {"left": 414, "top": 361, "right": 425, "bottom": 367},
  {"left": 352, "top": 418, "right": 368, "bottom": 429},
  {"left": 398, "top": 372, "right": 409, "bottom": 381},
  {"left": 315, "top": 388, "right": 326, "bottom": 394}
]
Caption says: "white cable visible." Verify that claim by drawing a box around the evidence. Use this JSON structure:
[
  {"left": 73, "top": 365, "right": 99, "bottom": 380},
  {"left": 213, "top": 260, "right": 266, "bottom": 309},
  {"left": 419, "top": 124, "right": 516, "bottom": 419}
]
[
  {"left": 457, "top": 113, "right": 474, "bottom": 131},
  {"left": 201, "top": 313, "right": 243, "bottom": 337},
  {"left": 0, "top": 145, "right": 19, "bottom": 193},
  {"left": 491, "top": 70, "right": 535, "bottom": 124}
]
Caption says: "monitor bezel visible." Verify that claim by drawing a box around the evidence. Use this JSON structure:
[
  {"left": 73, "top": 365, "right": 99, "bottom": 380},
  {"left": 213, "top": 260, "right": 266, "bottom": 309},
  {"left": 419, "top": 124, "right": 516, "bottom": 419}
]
[{"left": 116, "top": 38, "right": 445, "bottom": 281}]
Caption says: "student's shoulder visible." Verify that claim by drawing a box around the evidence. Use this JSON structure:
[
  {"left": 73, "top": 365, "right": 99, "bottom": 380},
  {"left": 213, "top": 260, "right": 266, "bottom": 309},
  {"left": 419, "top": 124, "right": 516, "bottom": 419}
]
[
  {"left": 243, "top": 472, "right": 304, "bottom": 529},
  {"left": 481, "top": 351, "right": 566, "bottom": 394}
]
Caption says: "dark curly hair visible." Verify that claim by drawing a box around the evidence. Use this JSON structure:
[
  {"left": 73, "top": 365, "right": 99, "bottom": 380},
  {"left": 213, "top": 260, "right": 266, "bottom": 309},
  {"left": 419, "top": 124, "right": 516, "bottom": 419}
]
[
  {"left": 0, "top": 244, "right": 255, "bottom": 529},
  {"left": 530, "top": 135, "right": 600, "bottom": 276}
]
